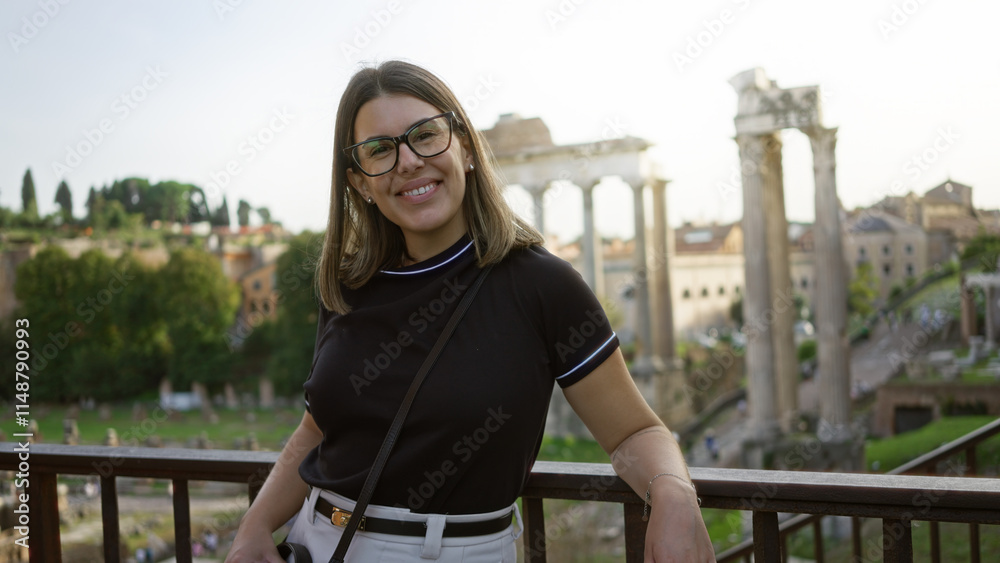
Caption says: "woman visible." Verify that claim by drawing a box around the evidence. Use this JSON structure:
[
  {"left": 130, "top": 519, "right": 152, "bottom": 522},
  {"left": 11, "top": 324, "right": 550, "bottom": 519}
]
[{"left": 226, "top": 60, "right": 714, "bottom": 562}]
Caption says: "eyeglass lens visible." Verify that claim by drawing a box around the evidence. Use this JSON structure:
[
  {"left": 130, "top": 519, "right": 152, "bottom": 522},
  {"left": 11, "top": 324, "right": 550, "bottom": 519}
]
[{"left": 353, "top": 114, "right": 452, "bottom": 176}]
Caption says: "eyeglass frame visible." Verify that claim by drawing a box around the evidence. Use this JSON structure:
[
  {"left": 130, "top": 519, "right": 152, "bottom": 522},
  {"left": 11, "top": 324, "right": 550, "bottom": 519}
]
[{"left": 343, "top": 111, "right": 460, "bottom": 177}]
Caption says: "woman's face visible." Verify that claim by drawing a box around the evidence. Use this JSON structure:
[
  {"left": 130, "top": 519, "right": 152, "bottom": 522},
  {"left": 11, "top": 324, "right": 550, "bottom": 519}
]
[{"left": 347, "top": 94, "right": 472, "bottom": 253}]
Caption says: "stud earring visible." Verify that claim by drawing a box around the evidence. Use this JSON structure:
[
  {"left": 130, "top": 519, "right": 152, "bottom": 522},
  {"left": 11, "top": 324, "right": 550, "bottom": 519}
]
[
  {"left": 367, "top": 196, "right": 374, "bottom": 204},
  {"left": 467, "top": 163, "right": 475, "bottom": 172}
]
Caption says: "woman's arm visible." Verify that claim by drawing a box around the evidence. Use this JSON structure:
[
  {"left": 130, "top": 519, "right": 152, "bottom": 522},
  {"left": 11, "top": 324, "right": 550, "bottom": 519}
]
[
  {"left": 225, "top": 410, "right": 324, "bottom": 563},
  {"left": 562, "top": 349, "right": 715, "bottom": 562}
]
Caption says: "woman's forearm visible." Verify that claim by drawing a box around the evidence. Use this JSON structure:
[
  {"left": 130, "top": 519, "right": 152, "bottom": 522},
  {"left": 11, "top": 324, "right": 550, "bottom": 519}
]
[
  {"left": 610, "top": 424, "right": 700, "bottom": 509},
  {"left": 236, "top": 411, "right": 324, "bottom": 534}
]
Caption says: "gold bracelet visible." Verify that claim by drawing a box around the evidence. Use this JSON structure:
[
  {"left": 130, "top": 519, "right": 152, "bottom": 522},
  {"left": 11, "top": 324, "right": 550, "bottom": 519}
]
[{"left": 642, "top": 472, "right": 701, "bottom": 521}]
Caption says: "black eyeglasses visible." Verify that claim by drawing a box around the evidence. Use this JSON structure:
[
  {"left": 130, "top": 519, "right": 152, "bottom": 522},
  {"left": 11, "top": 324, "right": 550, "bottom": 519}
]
[{"left": 344, "top": 112, "right": 457, "bottom": 177}]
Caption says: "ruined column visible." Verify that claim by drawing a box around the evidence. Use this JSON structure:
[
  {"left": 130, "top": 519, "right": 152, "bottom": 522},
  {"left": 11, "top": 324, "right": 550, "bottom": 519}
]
[
  {"left": 525, "top": 183, "right": 548, "bottom": 238},
  {"left": 807, "top": 126, "right": 852, "bottom": 438},
  {"left": 630, "top": 180, "right": 661, "bottom": 381},
  {"left": 581, "top": 180, "right": 605, "bottom": 296},
  {"left": 650, "top": 177, "right": 675, "bottom": 362},
  {"left": 736, "top": 134, "right": 779, "bottom": 441},
  {"left": 960, "top": 275, "right": 976, "bottom": 346},
  {"left": 760, "top": 132, "right": 799, "bottom": 433}
]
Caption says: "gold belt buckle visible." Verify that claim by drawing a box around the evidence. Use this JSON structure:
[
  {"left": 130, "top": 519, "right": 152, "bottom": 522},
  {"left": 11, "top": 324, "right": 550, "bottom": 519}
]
[{"left": 330, "top": 507, "right": 365, "bottom": 531}]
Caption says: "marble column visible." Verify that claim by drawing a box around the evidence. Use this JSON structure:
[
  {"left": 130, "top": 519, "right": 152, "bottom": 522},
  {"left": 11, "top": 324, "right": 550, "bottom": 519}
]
[
  {"left": 807, "top": 126, "right": 852, "bottom": 438},
  {"left": 650, "top": 177, "right": 675, "bottom": 362},
  {"left": 525, "top": 183, "right": 548, "bottom": 238},
  {"left": 736, "top": 134, "right": 779, "bottom": 441},
  {"left": 986, "top": 285, "right": 998, "bottom": 348},
  {"left": 581, "top": 180, "right": 605, "bottom": 296},
  {"left": 631, "top": 180, "right": 661, "bottom": 380},
  {"left": 959, "top": 275, "right": 976, "bottom": 346},
  {"left": 760, "top": 133, "right": 798, "bottom": 433}
]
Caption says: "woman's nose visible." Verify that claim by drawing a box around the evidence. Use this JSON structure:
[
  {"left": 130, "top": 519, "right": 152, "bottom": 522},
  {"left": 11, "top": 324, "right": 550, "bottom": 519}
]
[{"left": 395, "top": 142, "right": 424, "bottom": 174}]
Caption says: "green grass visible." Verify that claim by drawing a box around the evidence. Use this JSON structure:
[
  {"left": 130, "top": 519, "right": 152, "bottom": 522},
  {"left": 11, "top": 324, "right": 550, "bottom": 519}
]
[
  {"left": 15, "top": 403, "right": 304, "bottom": 451},
  {"left": 866, "top": 416, "right": 1000, "bottom": 472}
]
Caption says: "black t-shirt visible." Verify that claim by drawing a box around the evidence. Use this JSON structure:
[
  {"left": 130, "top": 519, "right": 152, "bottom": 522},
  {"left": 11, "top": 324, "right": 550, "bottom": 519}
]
[{"left": 299, "top": 236, "right": 619, "bottom": 514}]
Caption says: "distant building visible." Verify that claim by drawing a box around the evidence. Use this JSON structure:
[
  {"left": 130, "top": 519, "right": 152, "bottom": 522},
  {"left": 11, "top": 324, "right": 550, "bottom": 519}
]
[
  {"left": 670, "top": 222, "right": 745, "bottom": 337},
  {"left": 844, "top": 210, "right": 929, "bottom": 299}
]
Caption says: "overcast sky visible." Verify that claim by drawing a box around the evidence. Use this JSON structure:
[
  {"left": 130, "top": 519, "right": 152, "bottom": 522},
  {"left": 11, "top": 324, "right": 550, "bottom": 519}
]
[{"left": 2, "top": 0, "right": 998, "bottom": 242}]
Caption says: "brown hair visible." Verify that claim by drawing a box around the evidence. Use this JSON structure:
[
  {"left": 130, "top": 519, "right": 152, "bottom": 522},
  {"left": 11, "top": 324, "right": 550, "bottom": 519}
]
[{"left": 317, "top": 60, "right": 542, "bottom": 314}]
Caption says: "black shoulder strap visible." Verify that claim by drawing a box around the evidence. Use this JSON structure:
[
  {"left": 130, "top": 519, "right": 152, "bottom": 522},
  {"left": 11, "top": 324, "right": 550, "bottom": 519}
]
[{"left": 330, "top": 263, "right": 494, "bottom": 562}]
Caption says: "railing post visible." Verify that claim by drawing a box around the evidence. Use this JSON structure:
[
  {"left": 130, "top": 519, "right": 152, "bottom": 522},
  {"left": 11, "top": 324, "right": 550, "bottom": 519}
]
[
  {"left": 100, "top": 475, "right": 119, "bottom": 563},
  {"left": 522, "top": 497, "right": 546, "bottom": 563},
  {"left": 173, "top": 479, "right": 192, "bottom": 563},
  {"left": 969, "top": 523, "right": 980, "bottom": 563},
  {"left": 929, "top": 521, "right": 940, "bottom": 563},
  {"left": 812, "top": 517, "right": 824, "bottom": 563},
  {"left": 966, "top": 446, "right": 977, "bottom": 475},
  {"left": 752, "top": 512, "right": 781, "bottom": 562},
  {"left": 852, "top": 517, "right": 862, "bottom": 562},
  {"left": 623, "top": 502, "right": 647, "bottom": 563},
  {"left": 30, "top": 471, "right": 61, "bottom": 563},
  {"left": 882, "top": 518, "right": 912, "bottom": 563}
]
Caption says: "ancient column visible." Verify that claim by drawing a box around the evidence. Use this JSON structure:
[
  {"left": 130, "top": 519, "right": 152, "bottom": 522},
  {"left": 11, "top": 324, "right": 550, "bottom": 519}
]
[
  {"left": 650, "top": 177, "right": 675, "bottom": 361},
  {"left": 630, "top": 180, "right": 661, "bottom": 380},
  {"left": 760, "top": 132, "right": 799, "bottom": 432},
  {"left": 525, "top": 183, "right": 548, "bottom": 238},
  {"left": 807, "top": 126, "right": 852, "bottom": 438},
  {"left": 959, "top": 275, "right": 976, "bottom": 346},
  {"left": 986, "top": 285, "right": 998, "bottom": 348},
  {"left": 736, "top": 134, "right": 779, "bottom": 441},
  {"left": 581, "top": 180, "right": 605, "bottom": 296}
]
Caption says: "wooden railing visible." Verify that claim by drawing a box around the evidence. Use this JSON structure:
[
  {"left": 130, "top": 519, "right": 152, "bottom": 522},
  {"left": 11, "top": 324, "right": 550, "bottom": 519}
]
[
  {"left": 1, "top": 443, "right": 999, "bottom": 562},
  {"left": 716, "top": 416, "right": 1000, "bottom": 562}
]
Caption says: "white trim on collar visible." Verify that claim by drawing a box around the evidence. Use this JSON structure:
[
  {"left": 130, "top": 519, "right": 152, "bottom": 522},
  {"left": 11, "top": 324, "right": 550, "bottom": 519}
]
[{"left": 380, "top": 240, "right": 475, "bottom": 275}]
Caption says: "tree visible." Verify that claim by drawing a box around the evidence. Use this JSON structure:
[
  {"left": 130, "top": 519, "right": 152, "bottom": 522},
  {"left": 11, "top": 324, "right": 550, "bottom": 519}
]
[
  {"left": 256, "top": 206, "right": 271, "bottom": 225},
  {"left": 211, "top": 196, "right": 231, "bottom": 227},
  {"left": 262, "top": 231, "right": 322, "bottom": 394},
  {"left": 848, "top": 262, "right": 879, "bottom": 317},
  {"left": 237, "top": 199, "right": 252, "bottom": 227},
  {"left": 961, "top": 231, "right": 1000, "bottom": 272},
  {"left": 160, "top": 247, "right": 241, "bottom": 389},
  {"left": 54, "top": 180, "right": 73, "bottom": 223},
  {"left": 21, "top": 168, "right": 38, "bottom": 221},
  {"left": 186, "top": 186, "right": 211, "bottom": 223}
]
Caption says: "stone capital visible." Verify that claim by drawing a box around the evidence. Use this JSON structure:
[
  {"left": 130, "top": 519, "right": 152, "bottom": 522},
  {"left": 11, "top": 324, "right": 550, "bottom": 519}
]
[{"left": 803, "top": 126, "right": 838, "bottom": 154}]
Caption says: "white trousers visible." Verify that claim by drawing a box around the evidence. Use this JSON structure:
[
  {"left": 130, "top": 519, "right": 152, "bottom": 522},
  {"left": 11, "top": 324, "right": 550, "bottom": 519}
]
[{"left": 285, "top": 488, "right": 523, "bottom": 562}]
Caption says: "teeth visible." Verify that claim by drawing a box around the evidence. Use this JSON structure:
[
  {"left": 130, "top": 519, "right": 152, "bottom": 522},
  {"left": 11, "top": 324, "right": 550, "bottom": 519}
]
[{"left": 401, "top": 183, "right": 435, "bottom": 197}]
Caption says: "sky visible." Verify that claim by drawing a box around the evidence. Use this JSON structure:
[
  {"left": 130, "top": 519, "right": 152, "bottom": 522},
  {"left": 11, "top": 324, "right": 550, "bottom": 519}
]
[{"left": 2, "top": 0, "right": 999, "bottom": 242}]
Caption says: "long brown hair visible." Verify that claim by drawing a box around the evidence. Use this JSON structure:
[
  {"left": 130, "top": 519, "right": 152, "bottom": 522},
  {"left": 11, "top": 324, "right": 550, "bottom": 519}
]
[{"left": 317, "top": 60, "right": 542, "bottom": 314}]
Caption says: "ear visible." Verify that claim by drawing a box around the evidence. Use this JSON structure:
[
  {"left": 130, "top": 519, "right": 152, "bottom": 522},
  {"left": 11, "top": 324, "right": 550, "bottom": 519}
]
[
  {"left": 346, "top": 168, "right": 369, "bottom": 200},
  {"left": 458, "top": 135, "right": 474, "bottom": 169}
]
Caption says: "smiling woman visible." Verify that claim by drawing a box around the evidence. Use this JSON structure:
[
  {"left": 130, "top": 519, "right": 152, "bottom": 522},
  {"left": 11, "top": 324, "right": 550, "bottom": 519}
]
[{"left": 224, "top": 61, "right": 714, "bottom": 563}]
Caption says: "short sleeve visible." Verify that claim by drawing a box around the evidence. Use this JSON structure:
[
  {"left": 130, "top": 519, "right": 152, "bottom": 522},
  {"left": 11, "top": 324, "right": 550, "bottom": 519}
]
[
  {"left": 531, "top": 250, "right": 619, "bottom": 388},
  {"left": 303, "top": 305, "right": 331, "bottom": 412}
]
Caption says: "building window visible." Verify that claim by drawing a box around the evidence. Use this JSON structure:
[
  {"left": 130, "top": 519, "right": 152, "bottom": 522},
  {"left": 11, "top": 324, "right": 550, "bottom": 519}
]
[
  {"left": 882, "top": 244, "right": 891, "bottom": 256},
  {"left": 734, "top": 285, "right": 741, "bottom": 294},
  {"left": 801, "top": 276, "right": 808, "bottom": 289},
  {"left": 883, "top": 263, "right": 891, "bottom": 276},
  {"left": 253, "top": 280, "right": 262, "bottom": 291},
  {"left": 905, "top": 244, "right": 913, "bottom": 255},
  {"left": 701, "top": 287, "right": 709, "bottom": 297},
  {"left": 906, "top": 263, "right": 914, "bottom": 277},
  {"left": 718, "top": 286, "right": 726, "bottom": 295},
  {"left": 859, "top": 246, "right": 867, "bottom": 258},
  {"left": 682, "top": 289, "right": 691, "bottom": 299}
]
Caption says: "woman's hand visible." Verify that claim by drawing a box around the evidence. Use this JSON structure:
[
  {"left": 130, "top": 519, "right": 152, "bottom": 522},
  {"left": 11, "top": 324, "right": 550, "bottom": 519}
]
[
  {"left": 223, "top": 522, "right": 285, "bottom": 563},
  {"left": 643, "top": 482, "right": 715, "bottom": 562}
]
